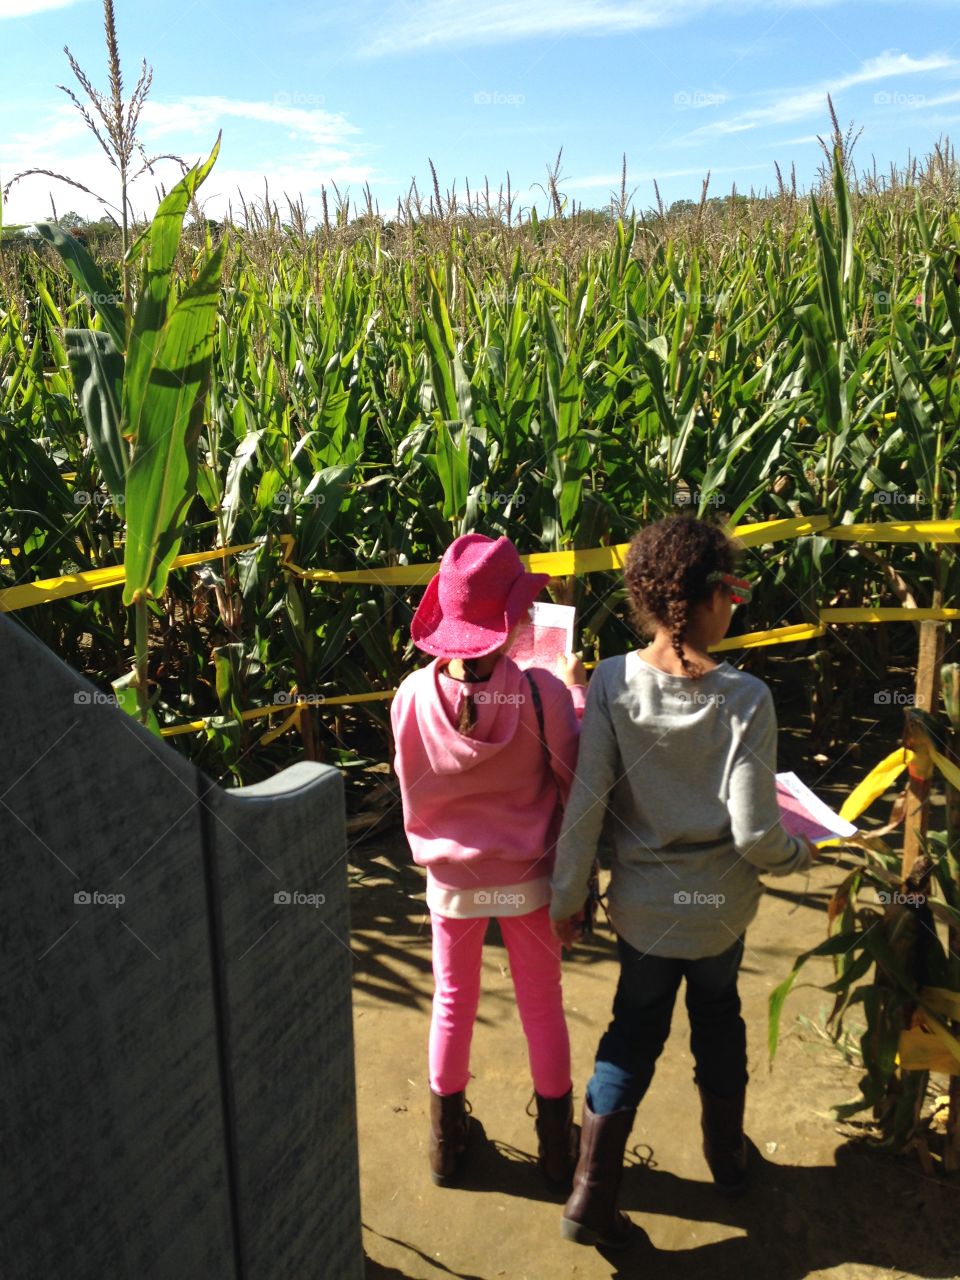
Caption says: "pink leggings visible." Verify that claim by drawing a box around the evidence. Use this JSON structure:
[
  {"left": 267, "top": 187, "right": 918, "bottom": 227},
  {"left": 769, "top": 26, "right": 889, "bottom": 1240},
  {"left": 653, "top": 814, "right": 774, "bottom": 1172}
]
[{"left": 429, "top": 904, "right": 572, "bottom": 1098}]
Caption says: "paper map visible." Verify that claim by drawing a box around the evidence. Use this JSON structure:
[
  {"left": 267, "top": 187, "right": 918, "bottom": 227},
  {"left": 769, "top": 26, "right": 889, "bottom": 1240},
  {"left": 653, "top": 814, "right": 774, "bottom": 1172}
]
[
  {"left": 508, "top": 602, "right": 576, "bottom": 672},
  {"left": 775, "top": 771, "right": 858, "bottom": 845}
]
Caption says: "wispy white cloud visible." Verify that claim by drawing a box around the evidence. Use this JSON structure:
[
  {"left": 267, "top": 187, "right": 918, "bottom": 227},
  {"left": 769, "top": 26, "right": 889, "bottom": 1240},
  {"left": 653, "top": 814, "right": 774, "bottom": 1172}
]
[
  {"left": 140, "top": 97, "right": 361, "bottom": 151},
  {"left": 0, "top": 107, "right": 87, "bottom": 154},
  {"left": 759, "top": 133, "right": 820, "bottom": 147},
  {"left": 0, "top": 0, "right": 83, "bottom": 16},
  {"left": 361, "top": 0, "right": 851, "bottom": 57},
  {"left": 681, "top": 50, "right": 958, "bottom": 140}
]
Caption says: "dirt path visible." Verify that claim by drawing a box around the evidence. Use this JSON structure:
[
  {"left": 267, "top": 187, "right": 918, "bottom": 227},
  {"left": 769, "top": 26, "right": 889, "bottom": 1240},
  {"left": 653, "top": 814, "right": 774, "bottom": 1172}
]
[{"left": 351, "top": 841, "right": 959, "bottom": 1280}]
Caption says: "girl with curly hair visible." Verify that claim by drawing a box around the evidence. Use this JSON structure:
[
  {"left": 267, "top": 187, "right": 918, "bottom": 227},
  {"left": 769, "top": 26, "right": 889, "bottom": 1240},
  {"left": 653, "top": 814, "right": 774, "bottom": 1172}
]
[{"left": 550, "top": 514, "right": 818, "bottom": 1249}]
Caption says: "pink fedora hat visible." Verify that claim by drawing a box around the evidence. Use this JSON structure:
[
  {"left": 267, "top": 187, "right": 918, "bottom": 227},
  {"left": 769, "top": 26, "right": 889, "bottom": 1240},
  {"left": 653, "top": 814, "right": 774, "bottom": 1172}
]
[{"left": 411, "top": 534, "right": 550, "bottom": 659}]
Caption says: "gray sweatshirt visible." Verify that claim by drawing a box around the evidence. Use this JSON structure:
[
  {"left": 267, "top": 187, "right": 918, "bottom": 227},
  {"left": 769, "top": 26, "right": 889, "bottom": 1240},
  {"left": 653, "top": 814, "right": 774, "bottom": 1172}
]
[{"left": 550, "top": 649, "right": 813, "bottom": 958}]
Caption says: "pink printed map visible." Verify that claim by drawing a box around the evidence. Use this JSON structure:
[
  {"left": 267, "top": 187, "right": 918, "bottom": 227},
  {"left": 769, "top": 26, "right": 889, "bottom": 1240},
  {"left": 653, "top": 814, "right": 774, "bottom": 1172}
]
[
  {"left": 508, "top": 603, "right": 575, "bottom": 672},
  {"left": 775, "top": 772, "right": 858, "bottom": 845}
]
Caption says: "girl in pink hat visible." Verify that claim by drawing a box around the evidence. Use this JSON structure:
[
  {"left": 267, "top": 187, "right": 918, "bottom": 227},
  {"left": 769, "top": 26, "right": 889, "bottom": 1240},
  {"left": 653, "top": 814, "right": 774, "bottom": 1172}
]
[{"left": 390, "top": 533, "right": 587, "bottom": 1190}]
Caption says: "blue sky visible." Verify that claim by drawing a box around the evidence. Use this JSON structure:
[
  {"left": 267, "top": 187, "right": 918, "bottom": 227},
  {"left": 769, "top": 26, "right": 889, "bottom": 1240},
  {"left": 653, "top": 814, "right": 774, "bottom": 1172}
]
[{"left": 1, "top": 0, "right": 958, "bottom": 225}]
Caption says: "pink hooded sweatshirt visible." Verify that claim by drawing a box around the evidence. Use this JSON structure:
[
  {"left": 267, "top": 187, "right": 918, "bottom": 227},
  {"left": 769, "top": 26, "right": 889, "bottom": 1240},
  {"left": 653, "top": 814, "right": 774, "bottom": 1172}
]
[{"left": 391, "top": 654, "right": 586, "bottom": 892}]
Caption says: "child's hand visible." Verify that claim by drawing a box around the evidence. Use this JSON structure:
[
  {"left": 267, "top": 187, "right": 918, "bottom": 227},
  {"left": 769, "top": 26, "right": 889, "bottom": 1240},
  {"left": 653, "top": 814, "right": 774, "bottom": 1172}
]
[
  {"left": 551, "top": 913, "right": 584, "bottom": 950},
  {"left": 556, "top": 652, "right": 587, "bottom": 687}
]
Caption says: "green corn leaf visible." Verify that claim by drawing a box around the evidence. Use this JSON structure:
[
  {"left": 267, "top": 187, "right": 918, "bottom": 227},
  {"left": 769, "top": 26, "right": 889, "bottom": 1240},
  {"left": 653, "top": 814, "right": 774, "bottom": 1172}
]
[
  {"left": 832, "top": 148, "right": 854, "bottom": 291},
  {"left": 422, "top": 314, "right": 457, "bottom": 421},
  {"left": 797, "top": 304, "right": 844, "bottom": 436},
  {"left": 124, "top": 135, "right": 221, "bottom": 450},
  {"left": 297, "top": 463, "right": 356, "bottom": 564},
  {"left": 123, "top": 239, "right": 227, "bottom": 605},
  {"left": 64, "top": 328, "right": 127, "bottom": 500},
  {"left": 768, "top": 928, "right": 865, "bottom": 1060},
  {"left": 435, "top": 419, "right": 470, "bottom": 522},
  {"left": 768, "top": 965, "right": 803, "bottom": 1061},
  {"left": 810, "top": 195, "right": 845, "bottom": 344}
]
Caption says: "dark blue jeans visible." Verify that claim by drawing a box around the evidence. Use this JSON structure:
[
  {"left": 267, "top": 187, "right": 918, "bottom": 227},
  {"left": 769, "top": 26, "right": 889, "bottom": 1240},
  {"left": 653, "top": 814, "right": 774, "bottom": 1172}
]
[{"left": 587, "top": 933, "right": 748, "bottom": 1115}]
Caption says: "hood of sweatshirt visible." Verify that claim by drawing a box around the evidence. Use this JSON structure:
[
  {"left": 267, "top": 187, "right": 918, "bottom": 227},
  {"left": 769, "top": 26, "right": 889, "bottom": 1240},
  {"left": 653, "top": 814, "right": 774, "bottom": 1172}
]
[{"left": 414, "top": 655, "right": 529, "bottom": 775}]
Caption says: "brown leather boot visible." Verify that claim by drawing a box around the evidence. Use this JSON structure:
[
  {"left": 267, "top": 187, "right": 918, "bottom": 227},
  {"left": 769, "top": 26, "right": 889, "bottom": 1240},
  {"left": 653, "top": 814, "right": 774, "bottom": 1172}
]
[
  {"left": 534, "top": 1089, "right": 579, "bottom": 1190},
  {"left": 429, "top": 1088, "right": 471, "bottom": 1186},
  {"left": 560, "top": 1097, "right": 636, "bottom": 1249},
  {"left": 698, "top": 1084, "right": 748, "bottom": 1195}
]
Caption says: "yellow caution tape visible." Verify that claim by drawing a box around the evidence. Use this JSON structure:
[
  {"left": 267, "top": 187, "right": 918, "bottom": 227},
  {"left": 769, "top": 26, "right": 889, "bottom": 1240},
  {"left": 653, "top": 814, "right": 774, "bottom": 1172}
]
[
  {"left": 729, "top": 514, "right": 833, "bottom": 547},
  {"left": 839, "top": 747, "right": 914, "bottom": 823},
  {"left": 817, "top": 743, "right": 959, "bottom": 853},
  {"left": 277, "top": 533, "right": 630, "bottom": 584},
  {"left": 524, "top": 544, "right": 629, "bottom": 576},
  {"left": 711, "top": 621, "right": 825, "bottom": 652},
  {"left": 158, "top": 689, "right": 396, "bottom": 738},
  {"left": 258, "top": 704, "right": 302, "bottom": 747},
  {"left": 279, "top": 514, "right": 953, "bottom": 587},
  {"left": 4, "top": 517, "right": 960, "bottom": 612},
  {"left": 827, "top": 520, "right": 960, "bottom": 543},
  {"left": 0, "top": 541, "right": 257, "bottom": 613},
  {"left": 0, "top": 562, "right": 129, "bottom": 611}
]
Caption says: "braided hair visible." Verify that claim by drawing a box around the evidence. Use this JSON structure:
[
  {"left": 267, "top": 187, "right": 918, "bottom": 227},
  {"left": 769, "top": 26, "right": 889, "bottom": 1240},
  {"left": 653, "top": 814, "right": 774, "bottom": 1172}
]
[
  {"left": 455, "top": 658, "right": 486, "bottom": 734},
  {"left": 623, "top": 515, "right": 739, "bottom": 678}
]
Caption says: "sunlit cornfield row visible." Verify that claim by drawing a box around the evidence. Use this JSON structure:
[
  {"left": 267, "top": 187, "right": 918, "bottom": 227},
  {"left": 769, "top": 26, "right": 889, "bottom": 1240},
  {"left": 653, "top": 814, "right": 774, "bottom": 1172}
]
[{"left": 2, "top": 142, "right": 959, "bottom": 783}]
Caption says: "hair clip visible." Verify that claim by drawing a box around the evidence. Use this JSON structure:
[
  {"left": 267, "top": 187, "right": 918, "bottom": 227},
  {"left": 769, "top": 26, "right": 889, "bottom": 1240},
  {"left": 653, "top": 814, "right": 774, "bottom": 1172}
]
[{"left": 706, "top": 571, "right": 753, "bottom": 604}]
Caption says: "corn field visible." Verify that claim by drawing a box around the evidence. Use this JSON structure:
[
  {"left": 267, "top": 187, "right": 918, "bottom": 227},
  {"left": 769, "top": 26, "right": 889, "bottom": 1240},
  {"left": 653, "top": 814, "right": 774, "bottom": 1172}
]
[{"left": 2, "top": 140, "right": 960, "bottom": 786}]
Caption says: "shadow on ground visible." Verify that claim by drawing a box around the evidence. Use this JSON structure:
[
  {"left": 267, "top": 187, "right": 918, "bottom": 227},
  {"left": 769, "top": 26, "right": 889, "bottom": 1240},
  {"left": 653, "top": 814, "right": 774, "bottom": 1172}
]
[{"left": 366, "top": 1134, "right": 960, "bottom": 1279}]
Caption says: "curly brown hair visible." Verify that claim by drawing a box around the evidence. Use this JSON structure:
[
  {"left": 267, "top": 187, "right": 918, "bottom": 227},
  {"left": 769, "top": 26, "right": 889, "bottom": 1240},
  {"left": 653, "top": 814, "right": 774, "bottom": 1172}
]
[{"left": 623, "top": 515, "right": 740, "bottom": 677}]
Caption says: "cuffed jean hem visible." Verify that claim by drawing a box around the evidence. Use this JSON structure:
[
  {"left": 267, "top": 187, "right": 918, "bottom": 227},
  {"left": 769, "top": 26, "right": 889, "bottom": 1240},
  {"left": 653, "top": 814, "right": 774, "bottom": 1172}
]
[{"left": 587, "top": 932, "right": 748, "bottom": 1116}]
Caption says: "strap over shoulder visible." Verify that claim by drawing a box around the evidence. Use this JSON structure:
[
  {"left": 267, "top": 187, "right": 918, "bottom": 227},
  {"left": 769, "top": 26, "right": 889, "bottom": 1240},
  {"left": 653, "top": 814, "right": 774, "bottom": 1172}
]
[{"left": 523, "top": 669, "right": 552, "bottom": 777}]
